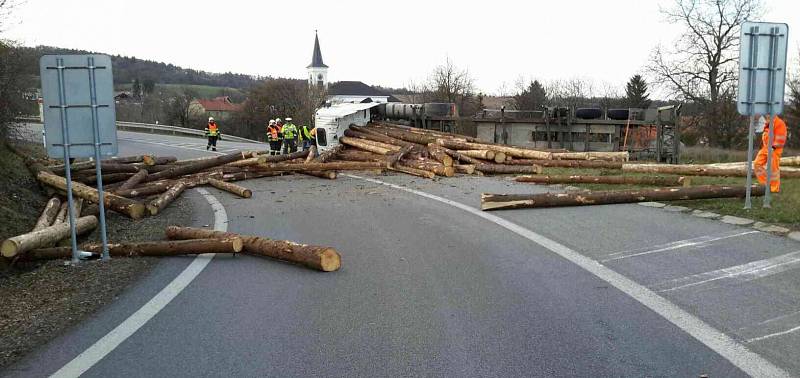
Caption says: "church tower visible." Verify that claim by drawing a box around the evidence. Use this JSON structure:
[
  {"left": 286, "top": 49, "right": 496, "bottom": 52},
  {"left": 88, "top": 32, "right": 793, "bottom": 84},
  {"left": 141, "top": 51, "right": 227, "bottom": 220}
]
[{"left": 307, "top": 31, "right": 328, "bottom": 90}]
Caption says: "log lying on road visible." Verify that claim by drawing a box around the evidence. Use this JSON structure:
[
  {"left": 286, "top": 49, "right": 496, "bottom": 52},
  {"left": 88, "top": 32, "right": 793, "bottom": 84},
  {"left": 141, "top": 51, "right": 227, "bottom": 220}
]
[
  {"left": 340, "top": 136, "right": 395, "bottom": 155},
  {"left": 37, "top": 171, "right": 147, "bottom": 219},
  {"left": 257, "top": 161, "right": 385, "bottom": 172},
  {"left": 315, "top": 144, "right": 344, "bottom": 163},
  {"left": 207, "top": 178, "right": 252, "bottom": 198},
  {"left": 391, "top": 164, "right": 437, "bottom": 179},
  {"left": 22, "top": 238, "right": 244, "bottom": 261},
  {"left": 436, "top": 138, "right": 552, "bottom": 160},
  {"left": 147, "top": 181, "right": 187, "bottom": 215},
  {"left": 515, "top": 175, "right": 688, "bottom": 186},
  {"left": 2, "top": 216, "right": 98, "bottom": 258},
  {"left": 454, "top": 164, "right": 476, "bottom": 174},
  {"left": 115, "top": 180, "right": 175, "bottom": 198},
  {"left": 623, "top": 163, "right": 800, "bottom": 178},
  {"left": 426, "top": 144, "right": 455, "bottom": 167},
  {"left": 165, "top": 226, "right": 341, "bottom": 272},
  {"left": 257, "top": 149, "right": 310, "bottom": 164},
  {"left": 32, "top": 197, "right": 62, "bottom": 232},
  {"left": 480, "top": 185, "right": 765, "bottom": 211},
  {"left": 148, "top": 151, "right": 251, "bottom": 181},
  {"left": 506, "top": 159, "right": 624, "bottom": 169},
  {"left": 115, "top": 169, "right": 149, "bottom": 193},
  {"left": 401, "top": 159, "right": 454, "bottom": 177},
  {"left": 302, "top": 171, "right": 337, "bottom": 180},
  {"left": 336, "top": 150, "right": 384, "bottom": 162},
  {"left": 476, "top": 163, "right": 542, "bottom": 175}
]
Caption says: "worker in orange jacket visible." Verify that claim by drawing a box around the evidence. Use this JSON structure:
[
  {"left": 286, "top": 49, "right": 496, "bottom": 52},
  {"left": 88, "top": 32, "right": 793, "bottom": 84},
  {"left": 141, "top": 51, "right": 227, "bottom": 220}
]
[{"left": 754, "top": 115, "right": 788, "bottom": 193}]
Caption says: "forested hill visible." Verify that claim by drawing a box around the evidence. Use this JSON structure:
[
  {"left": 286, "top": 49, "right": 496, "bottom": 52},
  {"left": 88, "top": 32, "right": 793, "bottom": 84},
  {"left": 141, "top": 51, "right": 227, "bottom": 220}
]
[{"left": 18, "top": 45, "right": 260, "bottom": 88}]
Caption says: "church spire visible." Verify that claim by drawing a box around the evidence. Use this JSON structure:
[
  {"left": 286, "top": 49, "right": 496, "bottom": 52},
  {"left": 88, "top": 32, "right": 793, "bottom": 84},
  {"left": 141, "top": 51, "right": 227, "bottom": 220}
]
[{"left": 307, "top": 30, "right": 328, "bottom": 68}]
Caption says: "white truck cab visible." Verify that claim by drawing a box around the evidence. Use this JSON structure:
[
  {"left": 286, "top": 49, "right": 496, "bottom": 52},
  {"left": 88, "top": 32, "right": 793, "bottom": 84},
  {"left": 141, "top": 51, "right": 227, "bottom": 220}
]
[{"left": 314, "top": 103, "right": 380, "bottom": 153}]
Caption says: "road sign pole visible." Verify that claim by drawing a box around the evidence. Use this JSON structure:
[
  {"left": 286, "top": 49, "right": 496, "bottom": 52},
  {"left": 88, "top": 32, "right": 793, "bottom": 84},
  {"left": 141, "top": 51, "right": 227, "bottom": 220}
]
[
  {"left": 762, "top": 25, "right": 781, "bottom": 208},
  {"left": 744, "top": 115, "right": 755, "bottom": 209},
  {"left": 764, "top": 115, "right": 776, "bottom": 207},
  {"left": 87, "top": 56, "right": 110, "bottom": 260},
  {"left": 55, "top": 57, "right": 82, "bottom": 263}
]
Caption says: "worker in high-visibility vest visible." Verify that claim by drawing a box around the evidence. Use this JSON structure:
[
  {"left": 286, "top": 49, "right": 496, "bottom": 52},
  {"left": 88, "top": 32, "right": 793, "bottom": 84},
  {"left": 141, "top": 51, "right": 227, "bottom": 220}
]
[
  {"left": 266, "top": 119, "right": 282, "bottom": 155},
  {"left": 300, "top": 124, "right": 315, "bottom": 150},
  {"left": 754, "top": 114, "right": 788, "bottom": 193},
  {"left": 281, "top": 117, "right": 299, "bottom": 154},
  {"left": 204, "top": 117, "right": 221, "bottom": 151}
]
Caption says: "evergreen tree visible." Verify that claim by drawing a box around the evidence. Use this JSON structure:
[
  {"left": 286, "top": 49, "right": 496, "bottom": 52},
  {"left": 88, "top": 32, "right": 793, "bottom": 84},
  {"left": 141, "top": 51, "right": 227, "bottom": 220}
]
[
  {"left": 624, "top": 75, "right": 651, "bottom": 108},
  {"left": 513, "top": 80, "right": 548, "bottom": 110},
  {"left": 131, "top": 78, "right": 141, "bottom": 98}
]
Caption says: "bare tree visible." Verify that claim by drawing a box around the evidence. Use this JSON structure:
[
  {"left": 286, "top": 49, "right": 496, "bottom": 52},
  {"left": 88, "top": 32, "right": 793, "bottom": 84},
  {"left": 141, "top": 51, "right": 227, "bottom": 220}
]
[
  {"left": 164, "top": 87, "right": 196, "bottom": 127},
  {"left": 648, "top": 0, "right": 762, "bottom": 147},
  {"left": 785, "top": 53, "right": 800, "bottom": 149},
  {"left": 428, "top": 58, "right": 474, "bottom": 105}
]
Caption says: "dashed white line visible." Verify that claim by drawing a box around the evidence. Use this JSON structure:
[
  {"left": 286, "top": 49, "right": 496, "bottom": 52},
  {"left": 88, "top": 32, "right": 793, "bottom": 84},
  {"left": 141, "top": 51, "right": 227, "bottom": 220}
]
[
  {"left": 344, "top": 174, "right": 791, "bottom": 378},
  {"left": 600, "top": 230, "right": 759, "bottom": 263},
  {"left": 49, "top": 188, "right": 227, "bottom": 378}
]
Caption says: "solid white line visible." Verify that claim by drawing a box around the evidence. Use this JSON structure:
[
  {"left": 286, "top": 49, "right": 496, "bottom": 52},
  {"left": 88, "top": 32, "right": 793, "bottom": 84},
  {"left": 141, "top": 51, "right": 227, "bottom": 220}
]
[
  {"left": 344, "top": 174, "right": 790, "bottom": 378},
  {"left": 601, "top": 230, "right": 759, "bottom": 263},
  {"left": 748, "top": 325, "right": 800, "bottom": 343},
  {"left": 49, "top": 188, "right": 227, "bottom": 378}
]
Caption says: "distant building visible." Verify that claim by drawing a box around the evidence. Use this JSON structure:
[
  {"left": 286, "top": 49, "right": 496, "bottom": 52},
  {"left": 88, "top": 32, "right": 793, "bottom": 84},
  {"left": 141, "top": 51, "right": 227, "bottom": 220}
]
[
  {"left": 188, "top": 96, "right": 242, "bottom": 120},
  {"left": 306, "top": 32, "right": 399, "bottom": 104},
  {"left": 307, "top": 31, "right": 328, "bottom": 90},
  {"left": 327, "top": 81, "right": 400, "bottom": 104}
]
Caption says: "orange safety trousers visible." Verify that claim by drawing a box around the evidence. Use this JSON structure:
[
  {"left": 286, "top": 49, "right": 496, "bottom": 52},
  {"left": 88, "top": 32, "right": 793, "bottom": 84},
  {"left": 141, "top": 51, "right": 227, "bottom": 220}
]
[{"left": 754, "top": 146, "right": 782, "bottom": 192}]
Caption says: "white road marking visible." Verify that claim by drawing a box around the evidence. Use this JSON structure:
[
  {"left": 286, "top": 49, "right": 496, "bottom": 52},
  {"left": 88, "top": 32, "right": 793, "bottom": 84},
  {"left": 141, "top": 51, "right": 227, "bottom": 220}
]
[
  {"left": 344, "top": 174, "right": 791, "bottom": 378},
  {"left": 747, "top": 325, "right": 800, "bottom": 343},
  {"left": 600, "top": 230, "right": 759, "bottom": 263},
  {"left": 49, "top": 188, "right": 227, "bottom": 378},
  {"left": 654, "top": 251, "right": 800, "bottom": 293}
]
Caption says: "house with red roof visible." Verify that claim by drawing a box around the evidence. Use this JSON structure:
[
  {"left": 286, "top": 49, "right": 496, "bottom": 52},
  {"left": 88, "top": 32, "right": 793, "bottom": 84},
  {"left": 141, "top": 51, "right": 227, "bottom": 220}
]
[{"left": 188, "top": 96, "right": 243, "bottom": 121}]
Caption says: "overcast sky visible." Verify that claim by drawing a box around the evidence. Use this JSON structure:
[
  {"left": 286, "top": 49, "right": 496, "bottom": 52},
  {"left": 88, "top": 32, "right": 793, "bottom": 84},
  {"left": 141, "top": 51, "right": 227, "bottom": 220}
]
[{"left": 4, "top": 0, "right": 799, "bottom": 97}]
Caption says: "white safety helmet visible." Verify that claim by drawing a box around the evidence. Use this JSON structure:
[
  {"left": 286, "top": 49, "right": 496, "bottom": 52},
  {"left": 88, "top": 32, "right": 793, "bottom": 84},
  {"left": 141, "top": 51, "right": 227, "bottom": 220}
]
[
  {"left": 275, "top": 118, "right": 282, "bottom": 123},
  {"left": 269, "top": 119, "right": 275, "bottom": 125},
  {"left": 285, "top": 117, "right": 292, "bottom": 122},
  {"left": 208, "top": 117, "right": 215, "bottom": 122}
]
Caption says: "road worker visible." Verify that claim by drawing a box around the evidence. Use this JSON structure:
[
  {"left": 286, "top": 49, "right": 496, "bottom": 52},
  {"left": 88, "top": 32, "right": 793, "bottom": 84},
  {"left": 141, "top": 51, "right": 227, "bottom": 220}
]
[
  {"left": 266, "top": 119, "right": 282, "bottom": 155},
  {"left": 300, "top": 124, "right": 315, "bottom": 150},
  {"left": 281, "top": 117, "right": 299, "bottom": 154},
  {"left": 754, "top": 114, "right": 788, "bottom": 193},
  {"left": 204, "top": 117, "right": 221, "bottom": 151}
]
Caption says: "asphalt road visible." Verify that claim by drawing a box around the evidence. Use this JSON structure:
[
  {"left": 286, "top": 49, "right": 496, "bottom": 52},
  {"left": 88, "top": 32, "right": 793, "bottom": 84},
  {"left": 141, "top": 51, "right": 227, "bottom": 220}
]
[{"left": 4, "top": 125, "right": 800, "bottom": 377}]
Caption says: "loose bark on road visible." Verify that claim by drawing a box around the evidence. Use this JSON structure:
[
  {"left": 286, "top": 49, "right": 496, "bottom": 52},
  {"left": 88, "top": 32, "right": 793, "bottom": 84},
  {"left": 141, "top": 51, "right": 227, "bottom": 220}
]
[
  {"left": 481, "top": 185, "right": 766, "bottom": 211},
  {"left": 165, "top": 226, "right": 342, "bottom": 272}
]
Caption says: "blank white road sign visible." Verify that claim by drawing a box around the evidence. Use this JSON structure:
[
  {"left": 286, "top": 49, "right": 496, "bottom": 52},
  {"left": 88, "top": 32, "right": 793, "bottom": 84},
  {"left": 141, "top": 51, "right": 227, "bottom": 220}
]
[
  {"left": 737, "top": 22, "right": 789, "bottom": 116},
  {"left": 40, "top": 54, "right": 118, "bottom": 158}
]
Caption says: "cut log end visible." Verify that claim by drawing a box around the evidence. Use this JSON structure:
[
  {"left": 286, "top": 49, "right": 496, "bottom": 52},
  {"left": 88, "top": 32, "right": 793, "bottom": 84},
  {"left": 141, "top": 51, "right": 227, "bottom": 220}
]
[
  {"left": 320, "top": 248, "right": 342, "bottom": 272},
  {"left": 1, "top": 239, "right": 19, "bottom": 258}
]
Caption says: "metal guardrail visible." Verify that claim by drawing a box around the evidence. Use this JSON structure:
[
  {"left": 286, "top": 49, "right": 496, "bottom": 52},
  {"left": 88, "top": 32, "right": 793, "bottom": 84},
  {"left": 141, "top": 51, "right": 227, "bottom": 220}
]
[{"left": 17, "top": 117, "right": 263, "bottom": 144}]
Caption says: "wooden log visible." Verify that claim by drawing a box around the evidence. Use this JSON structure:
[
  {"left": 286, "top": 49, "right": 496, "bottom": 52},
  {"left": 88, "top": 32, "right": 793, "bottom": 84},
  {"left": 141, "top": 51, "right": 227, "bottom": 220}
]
[
  {"left": 781, "top": 156, "right": 800, "bottom": 166},
  {"left": 23, "top": 238, "right": 244, "bottom": 261},
  {"left": 436, "top": 138, "right": 552, "bottom": 160},
  {"left": 552, "top": 152, "right": 590, "bottom": 160},
  {"left": 164, "top": 226, "right": 342, "bottom": 272},
  {"left": 147, "top": 151, "right": 250, "bottom": 181},
  {"left": 222, "top": 171, "right": 285, "bottom": 182},
  {"left": 173, "top": 152, "right": 255, "bottom": 166},
  {"left": 454, "top": 164, "right": 476, "bottom": 174},
  {"left": 481, "top": 185, "right": 766, "bottom": 211},
  {"left": 147, "top": 181, "right": 187, "bottom": 215},
  {"left": 315, "top": 144, "right": 344, "bottom": 163},
  {"left": 37, "top": 171, "right": 147, "bottom": 219},
  {"left": 80, "top": 163, "right": 141, "bottom": 174},
  {"left": 587, "top": 152, "right": 629, "bottom": 162},
  {"left": 401, "top": 159, "right": 454, "bottom": 177},
  {"left": 75, "top": 172, "right": 136, "bottom": 185},
  {"left": 515, "top": 175, "right": 687, "bottom": 186},
  {"left": 349, "top": 125, "right": 422, "bottom": 149},
  {"left": 32, "top": 197, "right": 62, "bottom": 232},
  {"left": 622, "top": 163, "right": 800, "bottom": 178},
  {"left": 364, "top": 125, "right": 439, "bottom": 145},
  {"left": 305, "top": 145, "right": 318, "bottom": 162},
  {"left": 225, "top": 156, "right": 263, "bottom": 167},
  {"left": 53, "top": 201, "right": 69, "bottom": 224},
  {"left": 458, "top": 150, "right": 496, "bottom": 160},
  {"left": 391, "top": 164, "right": 437, "bottom": 179},
  {"left": 345, "top": 136, "right": 401, "bottom": 152},
  {"left": 1, "top": 216, "right": 98, "bottom": 258},
  {"left": 506, "top": 159, "right": 624, "bottom": 169},
  {"left": 426, "top": 144, "right": 454, "bottom": 167},
  {"left": 336, "top": 150, "right": 385, "bottom": 162},
  {"left": 115, "top": 169, "right": 149, "bottom": 193},
  {"left": 144, "top": 156, "right": 177, "bottom": 166},
  {"left": 340, "top": 136, "right": 395, "bottom": 155},
  {"left": 386, "top": 145, "right": 414, "bottom": 167},
  {"left": 475, "top": 164, "right": 543, "bottom": 175},
  {"left": 302, "top": 171, "right": 337, "bottom": 180},
  {"left": 114, "top": 180, "right": 175, "bottom": 198},
  {"left": 440, "top": 146, "right": 483, "bottom": 165},
  {"left": 257, "top": 161, "right": 386, "bottom": 172},
  {"left": 207, "top": 178, "right": 252, "bottom": 198},
  {"left": 257, "top": 149, "right": 310, "bottom": 164}
]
